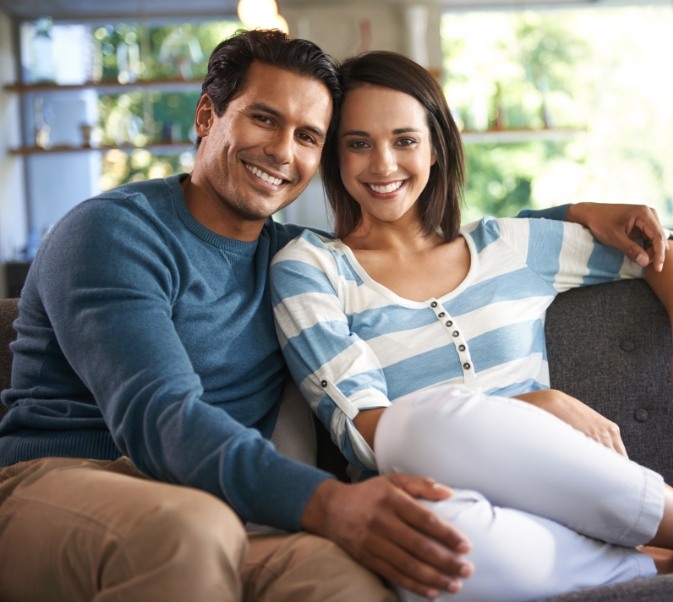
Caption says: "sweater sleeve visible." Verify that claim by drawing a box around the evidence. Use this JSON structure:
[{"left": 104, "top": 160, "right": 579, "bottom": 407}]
[
  {"left": 270, "top": 233, "right": 390, "bottom": 471},
  {"left": 516, "top": 204, "right": 570, "bottom": 221},
  {"left": 30, "top": 198, "right": 331, "bottom": 531}
]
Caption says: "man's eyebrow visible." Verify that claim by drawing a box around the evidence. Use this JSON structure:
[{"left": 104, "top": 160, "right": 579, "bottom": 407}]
[{"left": 248, "top": 102, "right": 327, "bottom": 141}]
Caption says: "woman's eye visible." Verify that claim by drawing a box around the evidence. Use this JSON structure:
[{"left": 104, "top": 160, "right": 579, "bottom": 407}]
[
  {"left": 397, "top": 137, "right": 417, "bottom": 147},
  {"left": 347, "top": 140, "right": 369, "bottom": 150}
]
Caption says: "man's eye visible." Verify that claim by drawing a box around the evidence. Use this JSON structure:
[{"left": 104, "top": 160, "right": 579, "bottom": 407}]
[{"left": 298, "top": 132, "right": 317, "bottom": 145}]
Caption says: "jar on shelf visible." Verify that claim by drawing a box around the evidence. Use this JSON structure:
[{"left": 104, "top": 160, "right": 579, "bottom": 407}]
[{"left": 29, "top": 17, "right": 56, "bottom": 83}]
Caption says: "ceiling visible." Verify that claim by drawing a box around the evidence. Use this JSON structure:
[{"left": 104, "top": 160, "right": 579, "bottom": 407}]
[
  {"left": 0, "top": 0, "right": 623, "bottom": 22},
  {"left": 0, "top": 0, "right": 241, "bottom": 20}
]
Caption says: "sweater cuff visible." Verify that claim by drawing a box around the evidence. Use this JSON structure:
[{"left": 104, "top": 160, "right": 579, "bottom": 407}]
[{"left": 516, "top": 204, "right": 570, "bottom": 221}]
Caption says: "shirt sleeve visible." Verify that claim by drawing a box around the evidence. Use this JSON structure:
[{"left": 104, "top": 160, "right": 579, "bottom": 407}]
[
  {"left": 495, "top": 217, "right": 644, "bottom": 292},
  {"left": 270, "top": 233, "right": 389, "bottom": 471}
]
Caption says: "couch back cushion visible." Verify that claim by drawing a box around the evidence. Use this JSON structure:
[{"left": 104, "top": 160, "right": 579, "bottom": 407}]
[
  {"left": 546, "top": 279, "right": 673, "bottom": 483},
  {"left": 0, "top": 298, "right": 19, "bottom": 401}
]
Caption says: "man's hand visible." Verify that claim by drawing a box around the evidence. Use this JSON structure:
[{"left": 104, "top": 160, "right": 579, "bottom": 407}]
[
  {"left": 301, "top": 475, "right": 474, "bottom": 598},
  {"left": 567, "top": 202, "right": 668, "bottom": 272},
  {"left": 517, "top": 389, "right": 627, "bottom": 457}
]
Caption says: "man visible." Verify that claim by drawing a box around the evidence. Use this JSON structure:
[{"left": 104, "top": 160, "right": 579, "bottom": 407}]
[{"left": 0, "top": 29, "right": 668, "bottom": 602}]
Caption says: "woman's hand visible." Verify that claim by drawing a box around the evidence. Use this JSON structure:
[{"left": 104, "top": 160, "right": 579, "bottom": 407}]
[
  {"left": 516, "top": 389, "right": 628, "bottom": 457},
  {"left": 567, "top": 202, "right": 668, "bottom": 272}
]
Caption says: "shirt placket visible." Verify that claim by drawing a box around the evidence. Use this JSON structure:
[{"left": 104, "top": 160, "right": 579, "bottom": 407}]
[{"left": 428, "top": 299, "right": 475, "bottom": 383}]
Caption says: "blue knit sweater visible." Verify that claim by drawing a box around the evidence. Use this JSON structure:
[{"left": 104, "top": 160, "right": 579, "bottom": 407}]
[{"left": 0, "top": 174, "right": 331, "bottom": 531}]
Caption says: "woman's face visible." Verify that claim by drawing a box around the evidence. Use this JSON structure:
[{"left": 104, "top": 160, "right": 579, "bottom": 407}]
[{"left": 338, "top": 84, "right": 435, "bottom": 228}]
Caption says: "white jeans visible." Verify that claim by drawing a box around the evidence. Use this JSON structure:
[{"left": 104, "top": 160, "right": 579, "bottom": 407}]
[{"left": 374, "top": 386, "right": 662, "bottom": 602}]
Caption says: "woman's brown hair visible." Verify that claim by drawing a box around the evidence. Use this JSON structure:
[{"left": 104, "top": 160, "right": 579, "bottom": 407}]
[{"left": 321, "top": 51, "right": 464, "bottom": 241}]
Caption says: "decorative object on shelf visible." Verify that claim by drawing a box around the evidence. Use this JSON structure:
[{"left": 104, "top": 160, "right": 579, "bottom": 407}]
[
  {"left": 33, "top": 96, "right": 52, "bottom": 148},
  {"left": 116, "top": 38, "right": 141, "bottom": 84},
  {"left": 158, "top": 28, "right": 203, "bottom": 80},
  {"left": 79, "top": 123, "right": 94, "bottom": 148},
  {"left": 237, "top": 0, "right": 288, "bottom": 33},
  {"left": 29, "top": 17, "right": 56, "bottom": 83}
]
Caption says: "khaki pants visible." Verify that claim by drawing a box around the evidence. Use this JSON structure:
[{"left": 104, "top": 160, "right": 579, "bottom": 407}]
[{"left": 0, "top": 457, "right": 395, "bottom": 602}]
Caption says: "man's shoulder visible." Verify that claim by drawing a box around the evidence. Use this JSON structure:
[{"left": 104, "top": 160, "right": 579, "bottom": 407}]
[
  {"left": 266, "top": 220, "right": 334, "bottom": 253},
  {"left": 271, "top": 228, "right": 336, "bottom": 262}
]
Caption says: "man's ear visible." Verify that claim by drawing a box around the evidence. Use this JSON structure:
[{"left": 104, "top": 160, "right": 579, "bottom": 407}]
[{"left": 194, "top": 95, "right": 215, "bottom": 137}]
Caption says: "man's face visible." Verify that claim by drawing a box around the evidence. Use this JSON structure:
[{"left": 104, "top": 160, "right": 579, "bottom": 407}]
[{"left": 188, "top": 61, "right": 333, "bottom": 240}]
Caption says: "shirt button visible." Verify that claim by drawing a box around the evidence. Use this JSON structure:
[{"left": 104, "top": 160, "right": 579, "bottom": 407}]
[
  {"left": 458, "top": 344, "right": 466, "bottom": 351},
  {"left": 438, "top": 312, "right": 446, "bottom": 318},
  {"left": 463, "top": 362, "right": 471, "bottom": 370},
  {"left": 452, "top": 331, "right": 459, "bottom": 337},
  {"left": 320, "top": 380, "right": 328, "bottom": 388},
  {"left": 445, "top": 320, "right": 453, "bottom": 327},
  {"left": 430, "top": 301, "right": 438, "bottom": 308}
]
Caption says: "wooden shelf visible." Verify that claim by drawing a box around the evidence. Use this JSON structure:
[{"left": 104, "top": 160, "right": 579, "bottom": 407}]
[
  {"left": 3, "top": 78, "right": 203, "bottom": 93},
  {"left": 461, "top": 127, "right": 584, "bottom": 144},
  {"left": 9, "top": 142, "right": 195, "bottom": 156}
]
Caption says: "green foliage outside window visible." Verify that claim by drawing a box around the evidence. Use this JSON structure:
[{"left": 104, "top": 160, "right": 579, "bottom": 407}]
[
  {"left": 442, "top": 7, "right": 673, "bottom": 226},
  {"left": 94, "top": 20, "right": 241, "bottom": 190}
]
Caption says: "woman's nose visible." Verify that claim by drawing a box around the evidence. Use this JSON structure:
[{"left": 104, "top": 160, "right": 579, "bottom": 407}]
[{"left": 369, "top": 146, "right": 396, "bottom": 175}]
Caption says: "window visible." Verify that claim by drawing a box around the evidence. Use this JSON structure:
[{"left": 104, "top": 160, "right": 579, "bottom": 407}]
[
  {"left": 11, "top": 17, "right": 240, "bottom": 254},
  {"left": 441, "top": 4, "right": 673, "bottom": 226}
]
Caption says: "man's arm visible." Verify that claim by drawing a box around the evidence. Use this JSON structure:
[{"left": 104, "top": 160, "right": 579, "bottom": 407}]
[{"left": 522, "top": 202, "right": 668, "bottom": 272}]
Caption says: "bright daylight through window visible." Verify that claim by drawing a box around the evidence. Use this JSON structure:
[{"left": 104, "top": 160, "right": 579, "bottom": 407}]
[{"left": 441, "top": 4, "right": 673, "bottom": 227}]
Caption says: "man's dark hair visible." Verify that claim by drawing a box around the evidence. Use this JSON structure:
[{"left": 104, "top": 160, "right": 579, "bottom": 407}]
[
  {"left": 196, "top": 29, "right": 341, "bottom": 147},
  {"left": 321, "top": 50, "right": 465, "bottom": 242}
]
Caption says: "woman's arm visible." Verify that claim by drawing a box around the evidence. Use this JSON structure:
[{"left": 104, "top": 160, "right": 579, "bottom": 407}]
[
  {"left": 567, "top": 202, "right": 668, "bottom": 272},
  {"left": 515, "top": 389, "right": 627, "bottom": 456},
  {"left": 521, "top": 202, "right": 668, "bottom": 272},
  {"left": 270, "top": 233, "right": 391, "bottom": 471}
]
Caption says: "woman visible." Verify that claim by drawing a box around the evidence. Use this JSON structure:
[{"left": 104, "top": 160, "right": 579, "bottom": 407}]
[{"left": 270, "top": 50, "right": 673, "bottom": 601}]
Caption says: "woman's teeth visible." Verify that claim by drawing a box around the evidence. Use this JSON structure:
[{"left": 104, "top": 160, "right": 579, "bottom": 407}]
[{"left": 369, "top": 181, "right": 403, "bottom": 194}]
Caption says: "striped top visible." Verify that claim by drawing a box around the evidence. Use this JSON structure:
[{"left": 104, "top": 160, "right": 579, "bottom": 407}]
[{"left": 270, "top": 216, "right": 643, "bottom": 470}]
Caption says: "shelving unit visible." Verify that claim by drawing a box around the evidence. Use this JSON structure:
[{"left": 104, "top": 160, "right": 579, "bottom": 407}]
[
  {"left": 4, "top": 78, "right": 202, "bottom": 156},
  {"left": 3, "top": 78, "right": 203, "bottom": 93},
  {"left": 461, "top": 127, "right": 583, "bottom": 144}
]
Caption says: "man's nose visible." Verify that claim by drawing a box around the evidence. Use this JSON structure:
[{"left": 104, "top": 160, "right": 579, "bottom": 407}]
[{"left": 264, "top": 130, "right": 293, "bottom": 164}]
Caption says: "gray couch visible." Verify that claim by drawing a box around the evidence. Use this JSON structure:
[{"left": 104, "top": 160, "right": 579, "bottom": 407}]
[{"left": 1, "top": 278, "right": 672, "bottom": 600}]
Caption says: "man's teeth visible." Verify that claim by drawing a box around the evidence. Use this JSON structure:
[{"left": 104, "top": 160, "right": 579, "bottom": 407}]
[
  {"left": 369, "top": 181, "right": 403, "bottom": 194},
  {"left": 247, "top": 164, "right": 283, "bottom": 186}
]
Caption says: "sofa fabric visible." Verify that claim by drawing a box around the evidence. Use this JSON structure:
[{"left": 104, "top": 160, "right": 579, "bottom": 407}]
[{"left": 0, "top": 277, "right": 672, "bottom": 600}]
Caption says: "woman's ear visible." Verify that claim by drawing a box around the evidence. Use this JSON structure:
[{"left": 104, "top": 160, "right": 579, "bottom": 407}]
[{"left": 194, "top": 95, "right": 215, "bottom": 137}]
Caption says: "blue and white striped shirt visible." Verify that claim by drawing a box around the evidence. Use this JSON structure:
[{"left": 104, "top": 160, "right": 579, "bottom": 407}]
[{"left": 270, "top": 217, "right": 643, "bottom": 470}]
